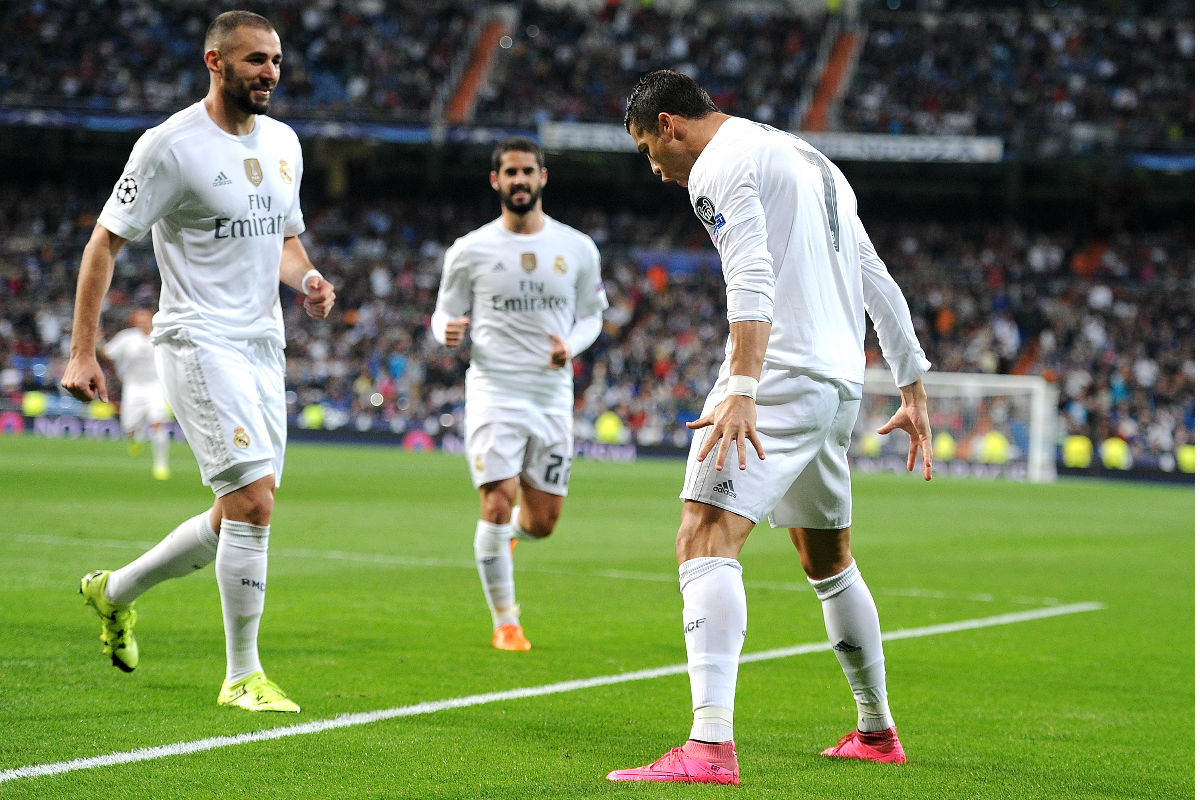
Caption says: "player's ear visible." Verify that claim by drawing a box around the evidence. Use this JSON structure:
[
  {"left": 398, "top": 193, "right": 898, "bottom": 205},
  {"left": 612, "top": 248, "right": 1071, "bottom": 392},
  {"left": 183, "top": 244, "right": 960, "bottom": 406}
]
[
  {"left": 489, "top": 170, "right": 500, "bottom": 192},
  {"left": 204, "top": 48, "right": 222, "bottom": 76},
  {"left": 657, "top": 112, "right": 673, "bottom": 138}
]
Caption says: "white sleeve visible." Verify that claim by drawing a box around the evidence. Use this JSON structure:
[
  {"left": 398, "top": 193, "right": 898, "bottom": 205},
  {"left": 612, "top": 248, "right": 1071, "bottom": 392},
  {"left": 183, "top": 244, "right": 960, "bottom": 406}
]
[
  {"left": 858, "top": 217, "right": 931, "bottom": 387},
  {"left": 718, "top": 214, "right": 775, "bottom": 324},
  {"left": 565, "top": 312, "right": 603, "bottom": 356},
  {"left": 429, "top": 308, "right": 451, "bottom": 346},
  {"left": 574, "top": 235, "right": 609, "bottom": 318},
  {"left": 430, "top": 238, "right": 473, "bottom": 345},
  {"left": 97, "top": 130, "right": 184, "bottom": 242}
]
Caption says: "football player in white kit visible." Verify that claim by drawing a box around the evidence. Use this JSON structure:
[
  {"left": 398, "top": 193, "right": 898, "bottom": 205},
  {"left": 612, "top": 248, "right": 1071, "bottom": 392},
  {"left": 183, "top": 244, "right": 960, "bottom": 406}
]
[
  {"left": 432, "top": 137, "right": 608, "bottom": 651},
  {"left": 101, "top": 308, "right": 172, "bottom": 480},
  {"left": 608, "top": 70, "right": 934, "bottom": 783},
  {"left": 61, "top": 11, "right": 336, "bottom": 713}
]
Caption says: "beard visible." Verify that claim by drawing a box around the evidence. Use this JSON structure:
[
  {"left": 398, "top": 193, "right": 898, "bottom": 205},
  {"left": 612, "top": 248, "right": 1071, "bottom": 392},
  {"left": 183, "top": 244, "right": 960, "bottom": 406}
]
[
  {"left": 500, "top": 184, "right": 542, "bottom": 215},
  {"left": 223, "top": 64, "right": 272, "bottom": 115}
]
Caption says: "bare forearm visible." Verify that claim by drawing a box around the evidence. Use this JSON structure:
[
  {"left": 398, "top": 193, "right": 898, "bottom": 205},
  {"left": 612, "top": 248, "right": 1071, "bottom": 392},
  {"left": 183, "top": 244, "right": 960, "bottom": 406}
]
[
  {"left": 728, "top": 319, "right": 770, "bottom": 379},
  {"left": 899, "top": 378, "right": 927, "bottom": 406},
  {"left": 278, "top": 236, "right": 316, "bottom": 291},
  {"left": 69, "top": 228, "right": 121, "bottom": 356}
]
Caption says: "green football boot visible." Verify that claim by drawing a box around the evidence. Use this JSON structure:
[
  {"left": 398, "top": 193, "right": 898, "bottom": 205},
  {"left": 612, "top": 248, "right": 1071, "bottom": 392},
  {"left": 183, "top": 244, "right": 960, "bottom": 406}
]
[
  {"left": 79, "top": 570, "right": 139, "bottom": 672},
  {"left": 217, "top": 672, "right": 300, "bottom": 713}
]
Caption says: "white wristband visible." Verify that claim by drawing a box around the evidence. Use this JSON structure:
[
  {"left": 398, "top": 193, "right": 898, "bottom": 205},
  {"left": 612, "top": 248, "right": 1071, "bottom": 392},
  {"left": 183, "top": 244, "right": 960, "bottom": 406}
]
[
  {"left": 726, "top": 374, "right": 759, "bottom": 400},
  {"left": 301, "top": 269, "right": 323, "bottom": 290}
]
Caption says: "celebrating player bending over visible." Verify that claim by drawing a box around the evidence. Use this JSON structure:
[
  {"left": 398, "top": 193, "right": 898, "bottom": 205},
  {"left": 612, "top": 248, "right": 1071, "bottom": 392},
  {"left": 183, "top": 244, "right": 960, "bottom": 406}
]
[{"left": 607, "top": 69, "right": 933, "bottom": 785}]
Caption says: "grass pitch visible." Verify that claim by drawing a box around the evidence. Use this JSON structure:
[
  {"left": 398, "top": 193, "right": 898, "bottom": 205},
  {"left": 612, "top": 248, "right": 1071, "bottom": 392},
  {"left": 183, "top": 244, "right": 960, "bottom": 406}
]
[{"left": 0, "top": 436, "right": 1193, "bottom": 799}]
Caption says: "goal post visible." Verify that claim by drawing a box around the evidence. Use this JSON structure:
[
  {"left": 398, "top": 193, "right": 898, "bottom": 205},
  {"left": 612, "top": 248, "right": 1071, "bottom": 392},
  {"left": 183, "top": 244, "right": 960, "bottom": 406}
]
[{"left": 854, "top": 367, "right": 1060, "bottom": 482}]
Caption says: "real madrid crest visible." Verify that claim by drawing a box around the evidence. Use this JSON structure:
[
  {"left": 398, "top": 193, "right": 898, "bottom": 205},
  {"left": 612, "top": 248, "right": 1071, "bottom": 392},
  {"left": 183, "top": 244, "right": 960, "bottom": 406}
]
[
  {"left": 694, "top": 195, "right": 717, "bottom": 226},
  {"left": 553, "top": 256, "right": 568, "bottom": 275},
  {"left": 233, "top": 427, "right": 251, "bottom": 449},
  {"left": 521, "top": 252, "right": 537, "bottom": 273},
  {"left": 244, "top": 158, "right": 264, "bottom": 187},
  {"left": 279, "top": 160, "right": 293, "bottom": 184}
]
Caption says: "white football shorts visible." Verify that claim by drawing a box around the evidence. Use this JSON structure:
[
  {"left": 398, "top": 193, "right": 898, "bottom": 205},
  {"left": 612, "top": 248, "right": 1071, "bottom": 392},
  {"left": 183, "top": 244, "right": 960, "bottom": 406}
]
[
  {"left": 681, "top": 366, "right": 862, "bottom": 529},
  {"left": 154, "top": 329, "right": 285, "bottom": 495},
  {"left": 118, "top": 380, "right": 168, "bottom": 433},
  {"left": 464, "top": 405, "right": 573, "bottom": 495}
]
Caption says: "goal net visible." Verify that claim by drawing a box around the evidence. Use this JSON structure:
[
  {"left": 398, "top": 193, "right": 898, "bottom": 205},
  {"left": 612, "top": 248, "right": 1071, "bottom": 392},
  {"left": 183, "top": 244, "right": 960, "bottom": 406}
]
[{"left": 853, "top": 368, "right": 1060, "bottom": 482}]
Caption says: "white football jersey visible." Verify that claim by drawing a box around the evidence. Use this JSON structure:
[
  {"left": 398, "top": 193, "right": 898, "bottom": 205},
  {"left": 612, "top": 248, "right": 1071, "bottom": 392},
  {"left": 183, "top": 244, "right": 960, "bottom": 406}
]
[
  {"left": 434, "top": 216, "right": 608, "bottom": 411},
  {"left": 98, "top": 102, "right": 305, "bottom": 346},
  {"left": 103, "top": 327, "right": 159, "bottom": 387},
  {"left": 687, "top": 117, "right": 929, "bottom": 387}
]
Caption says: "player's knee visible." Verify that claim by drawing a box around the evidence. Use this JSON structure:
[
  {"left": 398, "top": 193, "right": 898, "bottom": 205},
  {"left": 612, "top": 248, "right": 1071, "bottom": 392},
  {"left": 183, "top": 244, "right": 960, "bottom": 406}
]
[
  {"left": 481, "top": 497, "right": 514, "bottom": 525},
  {"left": 221, "top": 480, "right": 275, "bottom": 526}
]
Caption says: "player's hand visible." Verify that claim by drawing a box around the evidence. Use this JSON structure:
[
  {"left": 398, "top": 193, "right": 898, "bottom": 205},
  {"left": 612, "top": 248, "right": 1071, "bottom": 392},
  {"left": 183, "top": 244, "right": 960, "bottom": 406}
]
[
  {"left": 303, "top": 274, "right": 336, "bottom": 319},
  {"left": 878, "top": 381, "right": 933, "bottom": 481},
  {"left": 61, "top": 354, "right": 108, "bottom": 403},
  {"left": 548, "top": 334, "right": 570, "bottom": 369},
  {"left": 444, "top": 316, "right": 470, "bottom": 347},
  {"left": 687, "top": 394, "right": 765, "bottom": 471}
]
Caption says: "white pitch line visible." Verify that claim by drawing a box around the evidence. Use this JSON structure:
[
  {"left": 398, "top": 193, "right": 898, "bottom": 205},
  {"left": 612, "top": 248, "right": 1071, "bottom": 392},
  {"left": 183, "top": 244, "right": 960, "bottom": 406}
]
[
  {"left": 0, "top": 601, "right": 1103, "bottom": 785},
  {"left": 13, "top": 533, "right": 1063, "bottom": 605}
]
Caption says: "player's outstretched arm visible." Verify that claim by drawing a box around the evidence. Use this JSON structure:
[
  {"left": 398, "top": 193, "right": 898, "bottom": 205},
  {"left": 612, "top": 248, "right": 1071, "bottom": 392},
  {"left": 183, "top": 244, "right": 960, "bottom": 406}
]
[
  {"left": 877, "top": 379, "right": 933, "bottom": 481},
  {"left": 62, "top": 224, "right": 127, "bottom": 402}
]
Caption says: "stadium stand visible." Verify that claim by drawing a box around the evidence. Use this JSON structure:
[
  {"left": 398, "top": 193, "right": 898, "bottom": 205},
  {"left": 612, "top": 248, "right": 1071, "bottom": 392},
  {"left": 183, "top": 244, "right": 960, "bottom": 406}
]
[{"left": 0, "top": 0, "right": 1193, "bottom": 475}]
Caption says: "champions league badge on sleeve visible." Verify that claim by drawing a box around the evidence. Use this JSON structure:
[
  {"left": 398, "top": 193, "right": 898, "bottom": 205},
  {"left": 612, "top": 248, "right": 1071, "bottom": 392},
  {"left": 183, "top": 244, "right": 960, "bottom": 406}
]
[
  {"left": 694, "top": 196, "right": 726, "bottom": 243},
  {"left": 115, "top": 176, "right": 139, "bottom": 205},
  {"left": 694, "top": 196, "right": 717, "bottom": 226}
]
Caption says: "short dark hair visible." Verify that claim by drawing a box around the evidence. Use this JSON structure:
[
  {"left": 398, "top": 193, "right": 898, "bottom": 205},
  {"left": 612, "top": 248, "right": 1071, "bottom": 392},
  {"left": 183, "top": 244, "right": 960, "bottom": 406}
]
[
  {"left": 623, "top": 69, "right": 719, "bottom": 134},
  {"left": 205, "top": 10, "right": 275, "bottom": 53},
  {"left": 491, "top": 136, "right": 544, "bottom": 172}
]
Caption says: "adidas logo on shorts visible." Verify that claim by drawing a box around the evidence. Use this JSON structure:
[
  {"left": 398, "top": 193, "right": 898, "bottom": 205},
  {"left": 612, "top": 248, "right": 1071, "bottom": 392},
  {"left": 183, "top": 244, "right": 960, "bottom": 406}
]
[{"left": 712, "top": 479, "right": 736, "bottom": 498}]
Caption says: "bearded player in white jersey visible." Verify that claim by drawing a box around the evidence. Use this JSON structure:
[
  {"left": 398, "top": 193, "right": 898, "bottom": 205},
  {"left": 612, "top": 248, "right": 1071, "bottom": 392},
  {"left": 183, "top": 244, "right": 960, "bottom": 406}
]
[
  {"left": 432, "top": 137, "right": 608, "bottom": 652},
  {"left": 101, "top": 308, "right": 172, "bottom": 480},
  {"left": 61, "top": 11, "right": 335, "bottom": 713},
  {"left": 607, "top": 70, "right": 934, "bottom": 784}
]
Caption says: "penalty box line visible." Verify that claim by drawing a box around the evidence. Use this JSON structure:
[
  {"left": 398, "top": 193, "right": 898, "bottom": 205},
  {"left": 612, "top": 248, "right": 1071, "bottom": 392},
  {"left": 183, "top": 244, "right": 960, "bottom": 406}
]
[{"left": 1, "top": 601, "right": 1104, "bottom": 785}]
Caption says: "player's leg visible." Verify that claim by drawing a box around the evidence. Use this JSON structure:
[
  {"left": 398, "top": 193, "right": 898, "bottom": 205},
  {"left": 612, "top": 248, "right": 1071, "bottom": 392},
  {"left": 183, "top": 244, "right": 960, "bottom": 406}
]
[
  {"left": 475, "top": 476, "right": 523, "bottom": 640},
  {"left": 791, "top": 526, "right": 904, "bottom": 762},
  {"left": 80, "top": 507, "right": 219, "bottom": 673},
  {"left": 466, "top": 415, "right": 535, "bottom": 649},
  {"left": 148, "top": 391, "right": 171, "bottom": 479},
  {"left": 510, "top": 484, "right": 562, "bottom": 540},
  {"left": 513, "top": 412, "right": 571, "bottom": 541},
  {"left": 607, "top": 501, "right": 750, "bottom": 784},
  {"left": 208, "top": 338, "right": 297, "bottom": 711},
  {"left": 778, "top": 376, "right": 904, "bottom": 762},
  {"left": 80, "top": 374, "right": 222, "bottom": 671}
]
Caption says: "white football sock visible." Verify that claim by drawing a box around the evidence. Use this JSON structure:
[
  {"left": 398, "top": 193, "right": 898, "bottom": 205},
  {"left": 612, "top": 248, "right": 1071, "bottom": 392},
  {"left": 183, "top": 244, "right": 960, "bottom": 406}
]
[
  {"left": 679, "top": 557, "right": 746, "bottom": 743},
  {"left": 474, "top": 520, "right": 518, "bottom": 627},
  {"left": 809, "top": 559, "right": 894, "bottom": 732},
  {"left": 216, "top": 519, "right": 268, "bottom": 684},
  {"left": 150, "top": 425, "right": 169, "bottom": 472},
  {"left": 106, "top": 512, "right": 218, "bottom": 604}
]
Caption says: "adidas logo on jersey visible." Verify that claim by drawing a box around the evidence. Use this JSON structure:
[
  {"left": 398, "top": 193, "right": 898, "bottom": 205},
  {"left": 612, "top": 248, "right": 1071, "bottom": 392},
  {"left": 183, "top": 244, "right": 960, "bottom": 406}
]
[
  {"left": 492, "top": 261, "right": 506, "bottom": 272},
  {"left": 212, "top": 171, "right": 233, "bottom": 187},
  {"left": 712, "top": 480, "right": 736, "bottom": 498}
]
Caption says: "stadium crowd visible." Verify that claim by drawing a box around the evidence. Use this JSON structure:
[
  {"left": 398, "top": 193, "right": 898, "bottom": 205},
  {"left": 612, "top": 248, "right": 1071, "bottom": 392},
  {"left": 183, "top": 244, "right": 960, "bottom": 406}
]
[
  {"left": 0, "top": 1, "right": 1192, "bottom": 151},
  {"left": 0, "top": 183, "right": 1192, "bottom": 471},
  {"left": 843, "top": 8, "right": 1195, "bottom": 152}
]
